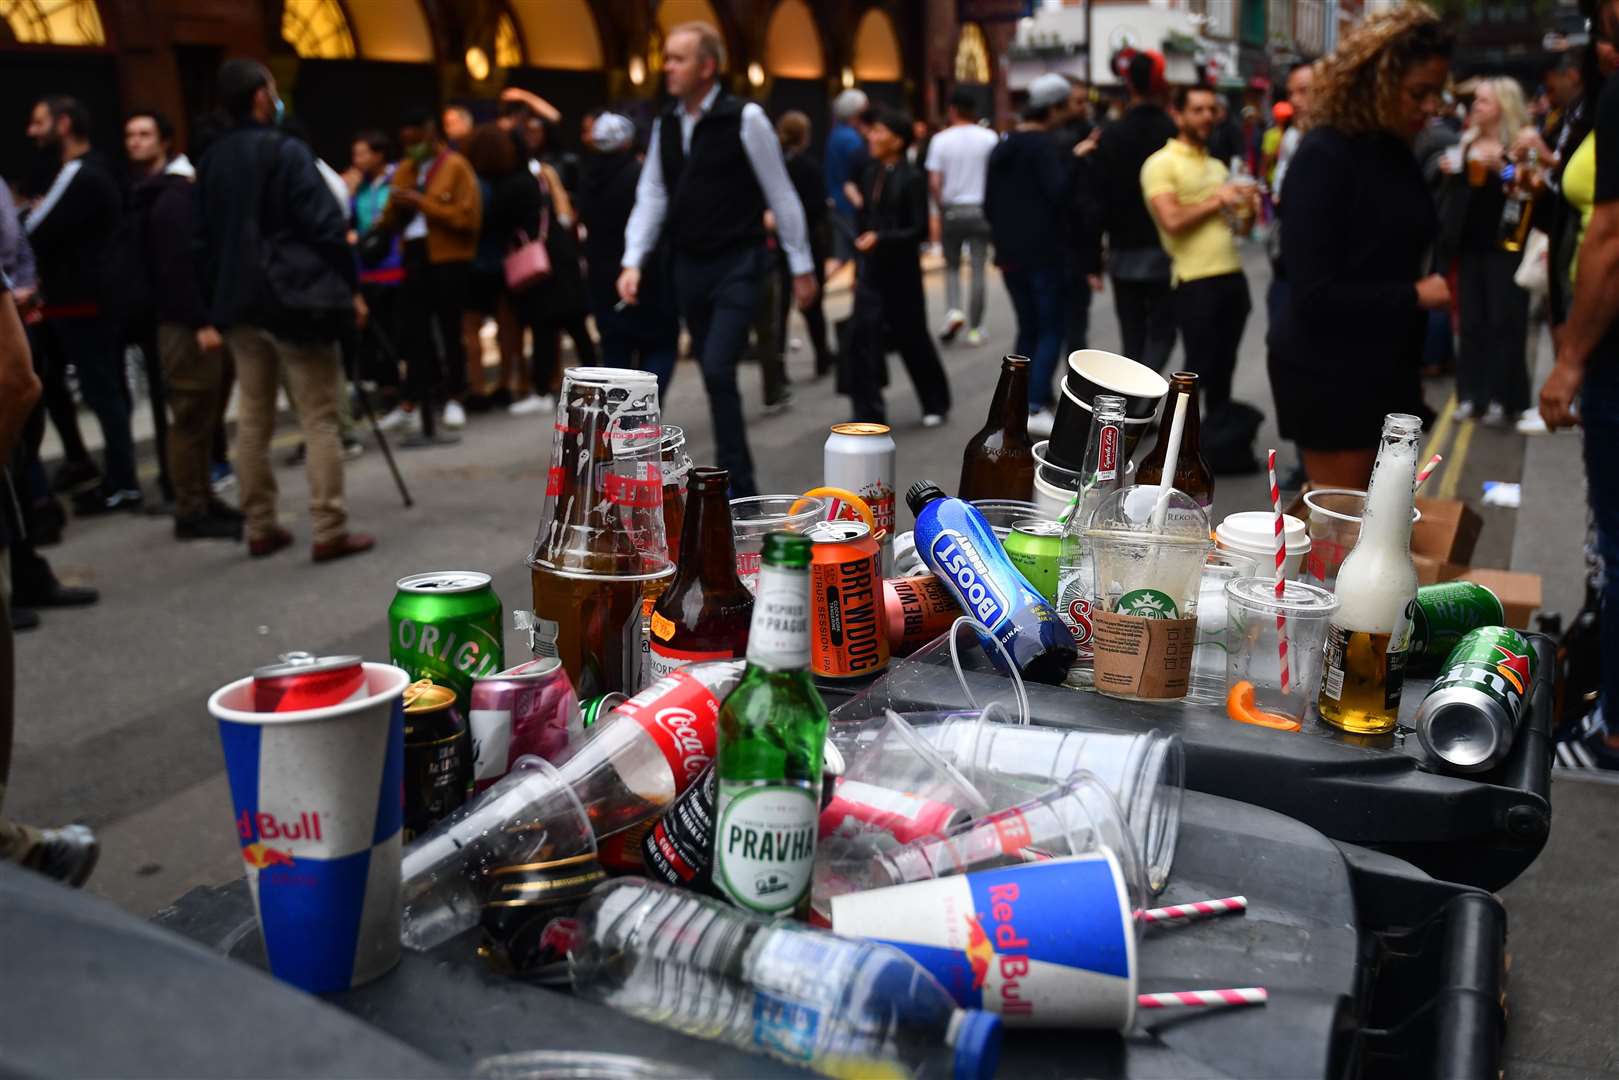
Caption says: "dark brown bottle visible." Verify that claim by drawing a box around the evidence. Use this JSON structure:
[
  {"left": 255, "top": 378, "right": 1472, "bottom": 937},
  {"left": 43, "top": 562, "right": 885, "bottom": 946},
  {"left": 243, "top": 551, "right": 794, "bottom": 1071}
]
[
  {"left": 1135, "top": 371, "right": 1215, "bottom": 512},
  {"left": 958, "top": 355, "right": 1035, "bottom": 502},
  {"left": 646, "top": 467, "right": 755, "bottom": 681}
]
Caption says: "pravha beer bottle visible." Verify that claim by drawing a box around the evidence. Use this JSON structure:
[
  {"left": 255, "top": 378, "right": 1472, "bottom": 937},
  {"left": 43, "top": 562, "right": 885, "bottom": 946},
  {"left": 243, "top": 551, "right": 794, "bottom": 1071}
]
[
  {"left": 712, "top": 532, "right": 829, "bottom": 917},
  {"left": 958, "top": 354, "right": 1035, "bottom": 503},
  {"left": 1135, "top": 371, "right": 1215, "bottom": 512},
  {"left": 1317, "top": 413, "right": 1422, "bottom": 735},
  {"left": 647, "top": 467, "right": 754, "bottom": 681}
]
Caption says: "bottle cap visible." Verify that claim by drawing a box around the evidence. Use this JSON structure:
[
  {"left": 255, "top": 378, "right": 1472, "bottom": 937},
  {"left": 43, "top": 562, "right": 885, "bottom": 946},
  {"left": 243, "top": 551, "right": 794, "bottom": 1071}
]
[
  {"left": 906, "top": 481, "right": 947, "bottom": 516},
  {"left": 950, "top": 1009, "right": 1003, "bottom": 1080}
]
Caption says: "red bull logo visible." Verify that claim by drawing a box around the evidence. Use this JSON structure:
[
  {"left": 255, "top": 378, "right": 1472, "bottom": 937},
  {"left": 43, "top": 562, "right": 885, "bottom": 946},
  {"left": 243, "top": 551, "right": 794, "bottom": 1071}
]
[
  {"left": 238, "top": 809, "right": 324, "bottom": 844},
  {"left": 241, "top": 842, "right": 297, "bottom": 869},
  {"left": 959, "top": 883, "right": 1033, "bottom": 1016}
]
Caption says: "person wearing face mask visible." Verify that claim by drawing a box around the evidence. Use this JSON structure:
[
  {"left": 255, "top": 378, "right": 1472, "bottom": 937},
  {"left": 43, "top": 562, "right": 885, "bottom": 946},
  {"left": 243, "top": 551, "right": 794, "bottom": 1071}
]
[{"left": 192, "top": 58, "right": 373, "bottom": 564}]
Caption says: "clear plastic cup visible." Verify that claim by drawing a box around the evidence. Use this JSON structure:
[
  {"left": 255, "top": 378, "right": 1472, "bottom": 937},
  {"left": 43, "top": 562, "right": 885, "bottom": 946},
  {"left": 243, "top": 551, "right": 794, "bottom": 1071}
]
[
  {"left": 840, "top": 710, "right": 991, "bottom": 817},
  {"left": 1302, "top": 488, "right": 1421, "bottom": 590},
  {"left": 400, "top": 755, "right": 596, "bottom": 951},
  {"left": 729, "top": 494, "right": 827, "bottom": 593},
  {"left": 530, "top": 367, "right": 671, "bottom": 577},
  {"left": 1223, "top": 577, "right": 1341, "bottom": 728},
  {"left": 970, "top": 499, "right": 1046, "bottom": 541},
  {"left": 1188, "top": 550, "right": 1259, "bottom": 706},
  {"left": 828, "top": 616, "right": 1030, "bottom": 734}
]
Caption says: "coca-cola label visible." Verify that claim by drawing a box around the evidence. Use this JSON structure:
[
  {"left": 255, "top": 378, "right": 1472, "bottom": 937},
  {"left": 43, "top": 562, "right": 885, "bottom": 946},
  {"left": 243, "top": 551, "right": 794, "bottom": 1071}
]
[
  {"left": 1097, "top": 424, "right": 1120, "bottom": 482},
  {"left": 615, "top": 669, "right": 720, "bottom": 789}
]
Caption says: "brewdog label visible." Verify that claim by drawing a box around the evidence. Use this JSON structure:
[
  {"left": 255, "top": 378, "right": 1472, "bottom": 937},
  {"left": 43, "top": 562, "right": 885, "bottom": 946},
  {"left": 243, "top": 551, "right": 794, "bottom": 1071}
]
[{"left": 714, "top": 780, "right": 818, "bottom": 913}]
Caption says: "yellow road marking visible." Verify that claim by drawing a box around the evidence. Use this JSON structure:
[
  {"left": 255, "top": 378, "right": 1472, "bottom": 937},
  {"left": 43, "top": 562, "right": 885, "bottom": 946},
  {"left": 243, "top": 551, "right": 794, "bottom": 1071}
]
[
  {"left": 1423, "top": 393, "right": 1456, "bottom": 464},
  {"left": 1437, "top": 414, "right": 1474, "bottom": 500}
]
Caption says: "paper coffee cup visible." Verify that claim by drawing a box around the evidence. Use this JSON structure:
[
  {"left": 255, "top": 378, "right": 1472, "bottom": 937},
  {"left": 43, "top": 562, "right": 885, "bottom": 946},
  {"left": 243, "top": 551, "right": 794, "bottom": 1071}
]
[
  {"left": 830, "top": 850, "right": 1137, "bottom": 1029},
  {"left": 209, "top": 662, "right": 410, "bottom": 993}
]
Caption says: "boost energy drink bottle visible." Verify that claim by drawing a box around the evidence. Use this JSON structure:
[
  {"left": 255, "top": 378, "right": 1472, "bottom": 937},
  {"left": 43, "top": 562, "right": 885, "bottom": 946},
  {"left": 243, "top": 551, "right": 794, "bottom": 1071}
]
[{"left": 906, "top": 483, "right": 1078, "bottom": 685}]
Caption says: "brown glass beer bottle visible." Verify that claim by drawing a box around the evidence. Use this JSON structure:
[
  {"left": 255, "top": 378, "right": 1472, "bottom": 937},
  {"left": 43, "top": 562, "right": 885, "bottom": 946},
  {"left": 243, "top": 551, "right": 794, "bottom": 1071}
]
[
  {"left": 647, "top": 468, "right": 755, "bottom": 681},
  {"left": 958, "top": 355, "right": 1035, "bottom": 503},
  {"left": 1134, "top": 371, "right": 1215, "bottom": 512}
]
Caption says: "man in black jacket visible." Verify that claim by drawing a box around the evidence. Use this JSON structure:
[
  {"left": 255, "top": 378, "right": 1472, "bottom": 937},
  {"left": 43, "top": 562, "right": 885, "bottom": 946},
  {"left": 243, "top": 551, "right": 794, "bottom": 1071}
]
[
  {"left": 193, "top": 59, "right": 372, "bottom": 563},
  {"left": 24, "top": 96, "right": 141, "bottom": 515},
  {"left": 1091, "top": 53, "right": 1179, "bottom": 372},
  {"left": 124, "top": 109, "right": 242, "bottom": 541},
  {"left": 617, "top": 21, "right": 816, "bottom": 497}
]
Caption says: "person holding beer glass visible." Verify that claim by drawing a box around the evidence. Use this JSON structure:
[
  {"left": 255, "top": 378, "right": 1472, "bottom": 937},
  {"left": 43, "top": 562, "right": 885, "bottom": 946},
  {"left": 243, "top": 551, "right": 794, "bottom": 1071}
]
[
  {"left": 1268, "top": 5, "right": 1455, "bottom": 487},
  {"left": 1438, "top": 77, "right": 1535, "bottom": 425}
]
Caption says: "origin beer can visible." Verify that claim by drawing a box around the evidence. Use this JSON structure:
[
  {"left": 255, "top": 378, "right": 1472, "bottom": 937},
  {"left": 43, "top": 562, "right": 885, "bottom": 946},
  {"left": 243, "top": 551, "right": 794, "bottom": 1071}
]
[
  {"left": 884, "top": 575, "right": 963, "bottom": 656},
  {"left": 1002, "top": 519, "right": 1063, "bottom": 604},
  {"left": 1410, "top": 581, "right": 1507, "bottom": 666},
  {"left": 806, "top": 520, "right": 890, "bottom": 679},
  {"left": 252, "top": 652, "right": 367, "bottom": 712},
  {"left": 830, "top": 851, "right": 1137, "bottom": 1029},
  {"left": 402, "top": 679, "right": 472, "bottom": 841},
  {"left": 389, "top": 571, "right": 505, "bottom": 716},
  {"left": 824, "top": 422, "right": 897, "bottom": 575},
  {"left": 1415, "top": 626, "right": 1536, "bottom": 772}
]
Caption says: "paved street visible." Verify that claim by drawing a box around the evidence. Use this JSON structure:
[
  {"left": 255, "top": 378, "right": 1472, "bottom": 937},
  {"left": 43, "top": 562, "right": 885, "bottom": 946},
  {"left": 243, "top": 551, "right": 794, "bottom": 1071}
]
[{"left": 11, "top": 245, "right": 1616, "bottom": 1075}]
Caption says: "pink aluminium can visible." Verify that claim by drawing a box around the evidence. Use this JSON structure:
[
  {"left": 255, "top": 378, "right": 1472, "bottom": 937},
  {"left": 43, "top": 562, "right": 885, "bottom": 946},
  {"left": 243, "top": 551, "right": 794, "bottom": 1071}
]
[{"left": 469, "top": 657, "right": 580, "bottom": 792}]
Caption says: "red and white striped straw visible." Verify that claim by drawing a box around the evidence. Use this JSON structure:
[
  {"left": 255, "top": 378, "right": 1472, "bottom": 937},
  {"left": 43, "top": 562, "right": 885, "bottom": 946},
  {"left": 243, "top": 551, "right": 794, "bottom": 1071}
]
[
  {"left": 1136, "top": 895, "right": 1248, "bottom": 925},
  {"left": 1267, "top": 449, "right": 1290, "bottom": 694},
  {"left": 1414, "top": 452, "right": 1444, "bottom": 493},
  {"left": 1138, "top": 987, "right": 1268, "bottom": 1010}
]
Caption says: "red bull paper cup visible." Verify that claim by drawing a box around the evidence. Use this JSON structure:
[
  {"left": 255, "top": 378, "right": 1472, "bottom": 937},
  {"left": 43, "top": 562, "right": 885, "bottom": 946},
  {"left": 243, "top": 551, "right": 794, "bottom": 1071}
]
[
  {"left": 209, "top": 662, "right": 410, "bottom": 994},
  {"left": 830, "top": 850, "right": 1137, "bottom": 1029}
]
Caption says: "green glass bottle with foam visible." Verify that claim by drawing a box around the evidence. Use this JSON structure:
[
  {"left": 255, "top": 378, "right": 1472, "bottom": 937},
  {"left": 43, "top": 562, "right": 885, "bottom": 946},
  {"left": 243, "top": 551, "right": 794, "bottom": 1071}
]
[
  {"left": 1318, "top": 413, "right": 1422, "bottom": 735},
  {"left": 713, "top": 531, "right": 829, "bottom": 917}
]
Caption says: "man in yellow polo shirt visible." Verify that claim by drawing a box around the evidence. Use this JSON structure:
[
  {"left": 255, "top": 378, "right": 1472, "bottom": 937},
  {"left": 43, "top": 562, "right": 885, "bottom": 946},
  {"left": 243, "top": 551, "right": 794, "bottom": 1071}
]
[{"left": 1140, "top": 84, "right": 1258, "bottom": 413}]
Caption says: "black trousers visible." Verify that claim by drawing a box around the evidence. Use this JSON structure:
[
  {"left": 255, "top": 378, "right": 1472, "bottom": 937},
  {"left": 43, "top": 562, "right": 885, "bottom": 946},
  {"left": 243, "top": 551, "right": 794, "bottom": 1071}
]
[
  {"left": 1111, "top": 276, "right": 1177, "bottom": 373},
  {"left": 1457, "top": 248, "right": 1530, "bottom": 414},
  {"left": 846, "top": 259, "right": 952, "bottom": 425},
  {"left": 400, "top": 241, "right": 470, "bottom": 433},
  {"left": 673, "top": 245, "right": 766, "bottom": 497},
  {"left": 776, "top": 228, "right": 833, "bottom": 375},
  {"left": 1064, "top": 249, "right": 1093, "bottom": 360},
  {"left": 1172, "top": 272, "right": 1251, "bottom": 410},
  {"left": 357, "top": 284, "right": 403, "bottom": 393},
  {"left": 130, "top": 320, "right": 172, "bottom": 500}
]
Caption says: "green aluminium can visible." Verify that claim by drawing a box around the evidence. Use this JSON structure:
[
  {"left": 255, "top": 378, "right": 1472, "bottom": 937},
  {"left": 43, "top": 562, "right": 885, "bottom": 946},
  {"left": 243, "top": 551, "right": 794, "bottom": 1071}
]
[
  {"left": 1415, "top": 625, "right": 1536, "bottom": 773},
  {"left": 1410, "top": 581, "right": 1506, "bottom": 666},
  {"left": 1003, "top": 517, "right": 1064, "bottom": 604},
  {"left": 579, "top": 692, "right": 627, "bottom": 730},
  {"left": 389, "top": 571, "right": 505, "bottom": 714}
]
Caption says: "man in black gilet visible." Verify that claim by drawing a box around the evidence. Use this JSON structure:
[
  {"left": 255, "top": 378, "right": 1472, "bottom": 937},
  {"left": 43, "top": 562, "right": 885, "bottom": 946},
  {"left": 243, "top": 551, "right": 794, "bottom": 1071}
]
[{"left": 617, "top": 21, "right": 816, "bottom": 498}]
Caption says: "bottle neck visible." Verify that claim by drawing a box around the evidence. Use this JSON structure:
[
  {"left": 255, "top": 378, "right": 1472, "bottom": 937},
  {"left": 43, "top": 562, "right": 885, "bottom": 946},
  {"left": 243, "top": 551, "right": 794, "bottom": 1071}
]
[
  {"left": 1359, "top": 434, "right": 1418, "bottom": 552},
  {"left": 678, "top": 485, "right": 742, "bottom": 590},
  {"left": 989, "top": 361, "right": 1030, "bottom": 436},
  {"left": 746, "top": 560, "right": 811, "bottom": 670}
]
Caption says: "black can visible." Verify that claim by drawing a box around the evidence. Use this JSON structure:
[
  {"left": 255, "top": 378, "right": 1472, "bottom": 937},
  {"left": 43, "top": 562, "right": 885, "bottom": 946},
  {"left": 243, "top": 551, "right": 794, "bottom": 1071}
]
[
  {"left": 402, "top": 679, "right": 472, "bottom": 841},
  {"left": 641, "top": 762, "right": 720, "bottom": 895}
]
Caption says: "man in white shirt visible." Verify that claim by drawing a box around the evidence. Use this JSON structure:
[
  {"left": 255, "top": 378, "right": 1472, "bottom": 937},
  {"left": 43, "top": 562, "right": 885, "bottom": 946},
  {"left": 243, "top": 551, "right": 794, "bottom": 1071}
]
[
  {"left": 926, "top": 88, "right": 1000, "bottom": 345},
  {"left": 617, "top": 21, "right": 815, "bottom": 498}
]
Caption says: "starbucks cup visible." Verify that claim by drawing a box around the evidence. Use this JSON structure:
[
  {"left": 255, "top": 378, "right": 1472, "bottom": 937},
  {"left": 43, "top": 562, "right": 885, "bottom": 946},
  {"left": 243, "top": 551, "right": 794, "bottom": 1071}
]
[
  {"left": 831, "top": 850, "right": 1137, "bottom": 1029},
  {"left": 209, "top": 662, "right": 411, "bottom": 993},
  {"left": 1215, "top": 511, "right": 1310, "bottom": 580}
]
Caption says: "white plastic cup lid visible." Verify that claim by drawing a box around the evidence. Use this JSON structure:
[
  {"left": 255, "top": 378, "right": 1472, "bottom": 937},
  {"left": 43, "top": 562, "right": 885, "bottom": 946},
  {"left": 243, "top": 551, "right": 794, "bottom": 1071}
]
[{"left": 1216, "top": 511, "right": 1310, "bottom": 554}]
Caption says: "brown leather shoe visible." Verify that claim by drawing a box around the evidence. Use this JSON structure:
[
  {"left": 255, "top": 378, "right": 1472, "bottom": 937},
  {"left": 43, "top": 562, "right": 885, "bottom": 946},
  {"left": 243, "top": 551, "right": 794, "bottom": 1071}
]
[
  {"left": 312, "top": 532, "right": 376, "bottom": 563},
  {"left": 249, "top": 527, "right": 295, "bottom": 558}
]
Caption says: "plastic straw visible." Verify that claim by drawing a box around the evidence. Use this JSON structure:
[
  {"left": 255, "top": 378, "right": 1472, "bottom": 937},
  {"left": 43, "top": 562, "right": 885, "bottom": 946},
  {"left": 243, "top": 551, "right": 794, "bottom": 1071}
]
[
  {"left": 1138, "top": 987, "right": 1268, "bottom": 1010},
  {"left": 1414, "top": 452, "right": 1443, "bottom": 493},
  {"left": 1136, "top": 895, "right": 1248, "bottom": 925},
  {"left": 1267, "top": 449, "right": 1290, "bottom": 695},
  {"left": 1148, "top": 393, "right": 1190, "bottom": 533}
]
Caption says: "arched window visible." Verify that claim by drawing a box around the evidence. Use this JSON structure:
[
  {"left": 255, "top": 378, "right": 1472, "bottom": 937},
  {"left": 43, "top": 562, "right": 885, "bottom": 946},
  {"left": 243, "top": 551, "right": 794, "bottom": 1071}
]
[
  {"left": 509, "top": 0, "right": 602, "bottom": 70},
  {"left": 282, "top": 0, "right": 354, "bottom": 60},
  {"left": 344, "top": 0, "right": 434, "bottom": 63},
  {"left": 763, "top": 0, "right": 822, "bottom": 79},
  {"left": 1, "top": 0, "right": 106, "bottom": 46},
  {"left": 851, "top": 7, "right": 901, "bottom": 82},
  {"left": 955, "top": 22, "right": 990, "bottom": 84},
  {"left": 496, "top": 12, "right": 523, "bottom": 68}
]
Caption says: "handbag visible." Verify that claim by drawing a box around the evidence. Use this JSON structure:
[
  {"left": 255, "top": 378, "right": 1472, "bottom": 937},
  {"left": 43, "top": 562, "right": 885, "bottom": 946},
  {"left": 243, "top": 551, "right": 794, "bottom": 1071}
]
[
  {"left": 1513, "top": 228, "right": 1549, "bottom": 296},
  {"left": 503, "top": 206, "right": 551, "bottom": 292}
]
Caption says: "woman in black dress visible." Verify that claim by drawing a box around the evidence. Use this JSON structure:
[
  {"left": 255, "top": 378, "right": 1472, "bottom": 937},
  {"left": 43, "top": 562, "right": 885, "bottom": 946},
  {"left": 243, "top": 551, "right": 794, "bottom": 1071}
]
[{"left": 1270, "top": 6, "right": 1455, "bottom": 487}]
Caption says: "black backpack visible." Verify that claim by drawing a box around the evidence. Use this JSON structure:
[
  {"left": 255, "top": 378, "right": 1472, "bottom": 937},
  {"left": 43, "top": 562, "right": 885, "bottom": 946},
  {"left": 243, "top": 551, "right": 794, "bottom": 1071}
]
[{"left": 247, "top": 133, "right": 352, "bottom": 342}]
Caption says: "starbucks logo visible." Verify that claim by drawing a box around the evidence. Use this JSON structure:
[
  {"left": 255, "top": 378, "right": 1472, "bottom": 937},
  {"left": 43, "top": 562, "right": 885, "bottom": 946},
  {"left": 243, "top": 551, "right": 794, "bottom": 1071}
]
[{"left": 1117, "top": 589, "right": 1179, "bottom": 619}]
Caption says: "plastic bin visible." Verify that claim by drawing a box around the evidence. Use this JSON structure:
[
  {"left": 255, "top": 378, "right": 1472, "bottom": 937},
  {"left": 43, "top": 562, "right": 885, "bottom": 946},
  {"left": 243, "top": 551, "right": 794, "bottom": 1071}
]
[{"left": 835, "top": 633, "right": 1555, "bottom": 891}]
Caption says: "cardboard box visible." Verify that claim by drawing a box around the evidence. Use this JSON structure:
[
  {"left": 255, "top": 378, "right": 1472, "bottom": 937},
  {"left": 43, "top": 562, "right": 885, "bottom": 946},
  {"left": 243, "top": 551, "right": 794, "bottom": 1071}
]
[
  {"left": 1412, "top": 498, "right": 1484, "bottom": 563},
  {"left": 1455, "top": 568, "right": 1543, "bottom": 630}
]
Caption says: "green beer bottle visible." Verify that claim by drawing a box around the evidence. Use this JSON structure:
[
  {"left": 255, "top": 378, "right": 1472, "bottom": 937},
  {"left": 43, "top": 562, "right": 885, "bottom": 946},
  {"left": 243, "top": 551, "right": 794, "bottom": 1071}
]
[{"left": 712, "top": 532, "right": 829, "bottom": 917}]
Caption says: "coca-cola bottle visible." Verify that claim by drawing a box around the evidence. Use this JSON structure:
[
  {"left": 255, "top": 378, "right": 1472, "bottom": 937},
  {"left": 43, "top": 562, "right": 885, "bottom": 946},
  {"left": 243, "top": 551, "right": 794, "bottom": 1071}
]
[
  {"left": 647, "top": 468, "right": 754, "bottom": 682},
  {"left": 400, "top": 659, "right": 744, "bottom": 950},
  {"left": 958, "top": 355, "right": 1035, "bottom": 502},
  {"left": 1056, "top": 395, "right": 1127, "bottom": 686},
  {"left": 1135, "top": 372, "right": 1215, "bottom": 512}
]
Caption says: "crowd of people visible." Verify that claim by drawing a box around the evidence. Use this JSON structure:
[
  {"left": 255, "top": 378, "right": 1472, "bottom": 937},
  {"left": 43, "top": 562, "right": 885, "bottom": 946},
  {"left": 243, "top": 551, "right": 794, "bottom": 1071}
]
[{"left": 4, "top": 4, "right": 1619, "bottom": 881}]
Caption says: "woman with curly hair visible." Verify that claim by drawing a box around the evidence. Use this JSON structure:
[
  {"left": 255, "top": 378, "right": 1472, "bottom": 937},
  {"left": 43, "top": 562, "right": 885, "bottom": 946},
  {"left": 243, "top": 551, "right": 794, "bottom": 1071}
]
[{"left": 1268, "top": 4, "right": 1455, "bottom": 486}]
